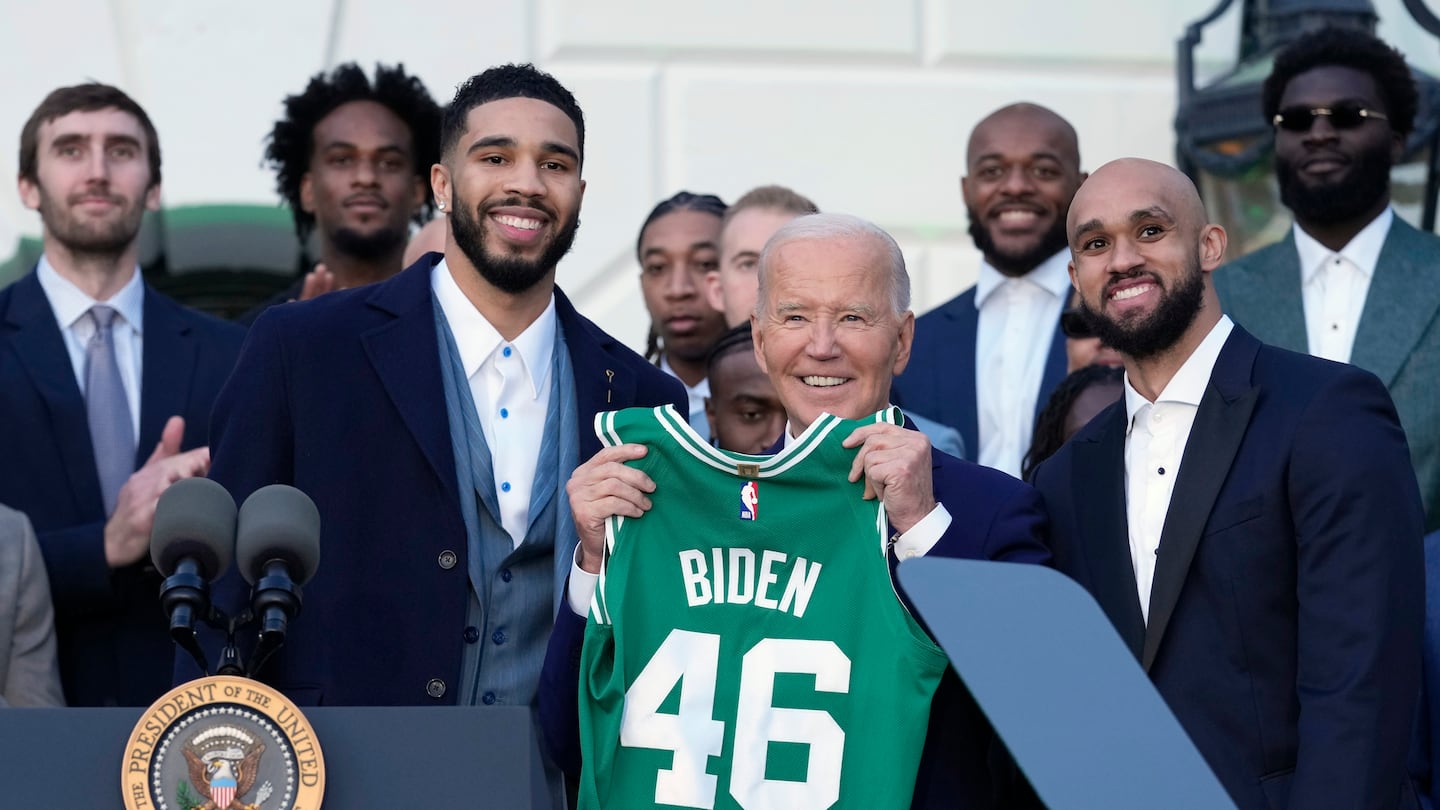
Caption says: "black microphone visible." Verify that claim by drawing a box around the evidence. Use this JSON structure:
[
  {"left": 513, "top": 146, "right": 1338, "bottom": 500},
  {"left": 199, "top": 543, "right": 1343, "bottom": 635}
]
[
  {"left": 236, "top": 484, "right": 320, "bottom": 676},
  {"left": 150, "top": 477, "right": 237, "bottom": 674}
]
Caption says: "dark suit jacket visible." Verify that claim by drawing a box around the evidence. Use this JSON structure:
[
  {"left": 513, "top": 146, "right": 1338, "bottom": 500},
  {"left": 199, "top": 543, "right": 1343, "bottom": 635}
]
[
  {"left": 539, "top": 433, "right": 1052, "bottom": 810},
  {"left": 193, "top": 253, "right": 685, "bottom": 706},
  {"left": 1033, "top": 326, "right": 1423, "bottom": 810},
  {"left": 0, "top": 270, "right": 243, "bottom": 706},
  {"left": 1215, "top": 217, "right": 1440, "bottom": 531},
  {"left": 892, "top": 286, "right": 1067, "bottom": 462}
]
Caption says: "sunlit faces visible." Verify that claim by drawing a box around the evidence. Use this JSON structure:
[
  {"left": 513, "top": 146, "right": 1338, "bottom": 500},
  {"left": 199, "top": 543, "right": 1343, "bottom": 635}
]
[
  {"left": 708, "top": 206, "right": 801, "bottom": 327},
  {"left": 1273, "top": 66, "right": 1401, "bottom": 225},
  {"left": 962, "top": 109, "right": 1084, "bottom": 276},
  {"left": 19, "top": 107, "right": 160, "bottom": 256},
  {"left": 434, "top": 97, "right": 585, "bottom": 294},
  {"left": 1066, "top": 161, "right": 1223, "bottom": 361},
  {"left": 639, "top": 208, "right": 728, "bottom": 364},
  {"left": 300, "top": 100, "right": 424, "bottom": 259},
  {"left": 705, "top": 345, "right": 786, "bottom": 455},
  {"left": 753, "top": 235, "right": 913, "bottom": 433}
]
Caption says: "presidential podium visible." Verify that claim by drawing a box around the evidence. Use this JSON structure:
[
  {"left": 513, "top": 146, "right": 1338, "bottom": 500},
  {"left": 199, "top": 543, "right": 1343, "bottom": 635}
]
[
  {"left": 1, "top": 705, "right": 552, "bottom": 808},
  {"left": 900, "top": 557, "right": 1237, "bottom": 810}
]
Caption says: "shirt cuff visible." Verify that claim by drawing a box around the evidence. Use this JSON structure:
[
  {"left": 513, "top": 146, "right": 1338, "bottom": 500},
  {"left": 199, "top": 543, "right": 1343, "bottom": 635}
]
[
  {"left": 567, "top": 544, "right": 599, "bottom": 616},
  {"left": 890, "top": 503, "right": 952, "bottom": 560}
]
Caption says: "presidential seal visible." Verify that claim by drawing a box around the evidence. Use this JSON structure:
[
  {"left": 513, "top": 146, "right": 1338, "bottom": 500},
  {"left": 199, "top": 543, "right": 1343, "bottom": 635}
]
[{"left": 122, "top": 676, "right": 325, "bottom": 810}]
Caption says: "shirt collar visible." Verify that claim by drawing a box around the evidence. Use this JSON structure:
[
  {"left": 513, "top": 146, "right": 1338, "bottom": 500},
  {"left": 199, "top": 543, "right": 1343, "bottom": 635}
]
[
  {"left": 35, "top": 254, "right": 145, "bottom": 334},
  {"left": 1293, "top": 206, "right": 1393, "bottom": 284},
  {"left": 659, "top": 355, "right": 711, "bottom": 398},
  {"left": 431, "top": 257, "right": 556, "bottom": 398},
  {"left": 1123, "top": 315, "right": 1234, "bottom": 434},
  {"left": 974, "top": 248, "right": 1072, "bottom": 309}
]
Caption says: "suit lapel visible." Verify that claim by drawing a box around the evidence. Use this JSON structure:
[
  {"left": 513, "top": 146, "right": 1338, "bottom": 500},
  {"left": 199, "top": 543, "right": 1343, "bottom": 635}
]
[
  {"left": 136, "top": 286, "right": 197, "bottom": 459},
  {"left": 1350, "top": 218, "right": 1440, "bottom": 387},
  {"left": 1142, "top": 329, "right": 1259, "bottom": 670},
  {"left": 361, "top": 260, "right": 458, "bottom": 504},
  {"left": 1226, "top": 235, "right": 1308, "bottom": 353},
  {"left": 950, "top": 294, "right": 980, "bottom": 460},
  {"left": 557, "top": 290, "right": 635, "bottom": 463},
  {"left": 1033, "top": 319, "right": 1068, "bottom": 424},
  {"left": 1073, "top": 406, "right": 1146, "bottom": 658},
  {"left": 4, "top": 273, "right": 100, "bottom": 510}
]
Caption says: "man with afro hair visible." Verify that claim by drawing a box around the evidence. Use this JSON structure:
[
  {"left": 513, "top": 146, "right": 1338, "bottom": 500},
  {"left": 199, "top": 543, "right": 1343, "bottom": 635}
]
[
  {"left": 243, "top": 62, "right": 441, "bottom": 323},
  {"left": 1215, "top": 27, "right": 1440, "bottom": 532}
]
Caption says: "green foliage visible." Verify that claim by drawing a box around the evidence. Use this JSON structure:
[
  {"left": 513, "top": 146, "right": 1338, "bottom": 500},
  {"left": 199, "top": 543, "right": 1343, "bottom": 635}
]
[{"left": 176, "top": 780, "right": 203, "bottom": 810}]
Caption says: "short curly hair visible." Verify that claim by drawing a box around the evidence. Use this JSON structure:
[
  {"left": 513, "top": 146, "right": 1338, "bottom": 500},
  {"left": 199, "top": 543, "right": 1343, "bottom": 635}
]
[
  {"left": 265, "top": 62, "right": 441, "bottom": 242},
  {"left": 441, "top": 64, "right": 585, "bottom": 165},
  {"left": 1263, "top": 27, "right": 1417, "bottom": 136}
]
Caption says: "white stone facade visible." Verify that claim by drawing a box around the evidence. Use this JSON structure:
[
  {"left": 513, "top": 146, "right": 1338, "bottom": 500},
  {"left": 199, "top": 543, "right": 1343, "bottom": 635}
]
[{"left": 1, "top": 0, "right": 1434, "bottom": 349}]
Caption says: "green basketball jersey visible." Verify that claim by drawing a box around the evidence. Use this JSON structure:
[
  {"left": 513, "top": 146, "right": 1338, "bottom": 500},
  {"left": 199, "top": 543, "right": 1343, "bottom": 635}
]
[{"left": 578, "top": 405, "right": 948, "bottom": 810}]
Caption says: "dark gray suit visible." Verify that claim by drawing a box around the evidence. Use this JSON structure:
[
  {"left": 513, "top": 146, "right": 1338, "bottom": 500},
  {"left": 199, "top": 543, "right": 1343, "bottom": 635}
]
[{"left": 1215, "top": 216, "right": 1440, "bottom": 530}]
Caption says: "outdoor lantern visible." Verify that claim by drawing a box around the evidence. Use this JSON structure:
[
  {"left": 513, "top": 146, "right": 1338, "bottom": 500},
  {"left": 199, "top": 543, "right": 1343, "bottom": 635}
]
[{"left": 1175, "top": 0, "right": 1440, "bottom": 258}]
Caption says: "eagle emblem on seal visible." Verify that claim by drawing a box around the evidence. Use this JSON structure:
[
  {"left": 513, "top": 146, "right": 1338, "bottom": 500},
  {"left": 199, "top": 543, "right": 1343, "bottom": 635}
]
[{"left": 180, "top": 725, "right": 271, "bottom": 810}]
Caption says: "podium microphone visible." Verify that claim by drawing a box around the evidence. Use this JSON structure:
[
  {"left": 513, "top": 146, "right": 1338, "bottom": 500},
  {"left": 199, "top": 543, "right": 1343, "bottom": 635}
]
[
  {"left": 236, "top": 484, "right": 321, "bottom": 676},
  {"left": 150, "top": 477, "right": 237, "bottom": 675}
]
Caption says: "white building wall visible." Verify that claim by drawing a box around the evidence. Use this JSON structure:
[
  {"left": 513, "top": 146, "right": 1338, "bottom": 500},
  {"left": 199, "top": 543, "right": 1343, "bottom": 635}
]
[{"left": 0, "top": 0, "right": 1434, "bottom": 352}]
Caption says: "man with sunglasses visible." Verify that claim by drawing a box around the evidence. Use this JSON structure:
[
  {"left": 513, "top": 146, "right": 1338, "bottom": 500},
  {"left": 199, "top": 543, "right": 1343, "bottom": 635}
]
[{"left": 1215, "top": 27, "right": 1440, "bottom": 531}]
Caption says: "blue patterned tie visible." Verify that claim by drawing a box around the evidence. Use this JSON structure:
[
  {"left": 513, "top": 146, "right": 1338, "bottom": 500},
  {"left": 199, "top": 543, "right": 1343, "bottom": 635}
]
[{"left": 85, "top": 305, "right": 134, "bottom": 515}]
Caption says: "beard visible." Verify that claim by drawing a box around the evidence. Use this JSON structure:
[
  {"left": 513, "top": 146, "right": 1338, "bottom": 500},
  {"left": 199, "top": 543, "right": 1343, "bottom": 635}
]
[
  {"left": 1078, "top": 258, "right": 1206, "bottom": 361},
  {"left": 450, "top": 193, "right": 579, "bottom": 295},
  {"left": 37, "top": 186, "right": 145, "bottom": 260},
  {"left": 967, "top": 207, "right": 1069, "bottom": 277},
  {"left": 1276, "top": 146, "right": 1392, "bottom": 225},
  {"left": 330, "top": 223, "right": 408, "bottom": 261}
]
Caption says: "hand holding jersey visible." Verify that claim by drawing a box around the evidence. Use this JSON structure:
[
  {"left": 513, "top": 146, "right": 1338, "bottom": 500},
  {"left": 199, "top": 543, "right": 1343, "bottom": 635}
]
[
  {"left": 841, "top": 422, "right": 936, "bottom": 534},
  {"left": 569, "top": 419, "right": 941, "bottom": 576}
]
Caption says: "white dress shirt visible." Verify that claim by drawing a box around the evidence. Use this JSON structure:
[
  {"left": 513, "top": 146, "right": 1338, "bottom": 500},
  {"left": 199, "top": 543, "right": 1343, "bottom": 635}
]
[
  {"left": 564, "top": 409, "right": 951, "bottom": 615},
  {"left": 1294, "top": 207, "right": 1391, "bottom": 364},
  {"left": 36, "top": 256, "right": 144, "bottom": 446},
  {"left": 1123, "top": 315, "right": 1233, "bottom": 623},
  {"left": 432, "top": 259, "right": 555, "bottom": 548},
  {"left": 974, "top": 249, "right": 1071, "bottom": 479},
  {"left": 659, "top": 355, "right": 711, "bottom": 442}
]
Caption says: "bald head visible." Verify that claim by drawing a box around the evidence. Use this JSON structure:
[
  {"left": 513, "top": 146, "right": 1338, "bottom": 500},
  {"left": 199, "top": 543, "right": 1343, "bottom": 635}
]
[
  {"left": 1065, "top": 158, "right": 1227, "bottom": 369},
  {"left": 963, "top": 103, "right": 1085, "bottom": 276},
  {"left": 967, "top": 103, "right": 1080, "bottom": 168},
  {"left": 1067, "top": 158, "right": 1209, "bottom": 248}
]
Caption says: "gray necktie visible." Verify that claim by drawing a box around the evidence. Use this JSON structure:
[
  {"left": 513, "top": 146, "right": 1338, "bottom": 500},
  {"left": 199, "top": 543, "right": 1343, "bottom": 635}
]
[{"left": 84, "top": 305, "right": 134, "bottom": 515}]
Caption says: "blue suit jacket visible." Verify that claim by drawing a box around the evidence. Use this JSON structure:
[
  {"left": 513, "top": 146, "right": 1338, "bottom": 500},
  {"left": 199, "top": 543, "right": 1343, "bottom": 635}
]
[
  {"left": 539, "top": 430, "right": 1052, "bottom": 809},
  {"left": 1215, "top": 217, "right": 1440, "bottom": 531},
  {"left": 0, "top": 270, "right": 243, "bottom": 706},
  {"left": 1033, "top": 326, "right": 1423, "bottom": 810},
  {"left": 194, "top": 254, "right": 684, "bottom": 706},
  {"left": 892, "top": 287, "right": 1067, "bottom": 462}
]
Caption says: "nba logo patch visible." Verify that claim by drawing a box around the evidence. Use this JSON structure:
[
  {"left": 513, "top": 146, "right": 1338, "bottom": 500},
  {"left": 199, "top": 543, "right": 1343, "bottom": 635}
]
[{"left": 739, "top": 481, "right": 759, "bottom": 521}]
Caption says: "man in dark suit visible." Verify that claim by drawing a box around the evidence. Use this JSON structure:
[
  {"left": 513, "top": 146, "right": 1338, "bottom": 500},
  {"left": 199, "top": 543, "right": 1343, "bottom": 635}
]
[
  {"left": 1214, "top": 27, "right": 1440, "bottom": 531},
  {"left": 0, "top": 84, "right": 243, "bottom": 706},
  {"left": 547, "top": 213, "right": 1050, "bottom": 809},
  {"left": 1035, "top": 157, "right": 1422, "bottom": 809},
  {"left": 892, "top": 103, "right": 1085, "bottom": 477},
  {"left": 198, "top": 63, "right": 684, "bottom": 723}
]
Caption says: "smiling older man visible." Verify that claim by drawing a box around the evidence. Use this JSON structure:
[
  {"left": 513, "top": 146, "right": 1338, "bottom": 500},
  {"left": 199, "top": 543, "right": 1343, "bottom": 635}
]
[{"left": 543, "top": 212, "right": 1050, "bottom": 809}]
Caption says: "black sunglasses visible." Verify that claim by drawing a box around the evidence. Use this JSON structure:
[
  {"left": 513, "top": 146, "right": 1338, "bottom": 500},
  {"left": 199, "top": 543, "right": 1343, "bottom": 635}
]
[
  {"left": 1060, "top": 310, "right": 1093, "bottom": 340},
  {"left": 1272, "top": 103, "right": 1388, "bottom": 132}
]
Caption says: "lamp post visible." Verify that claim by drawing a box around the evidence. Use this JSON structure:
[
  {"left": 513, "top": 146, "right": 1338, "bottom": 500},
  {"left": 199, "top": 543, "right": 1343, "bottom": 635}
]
[{"left": 1175, "top": 0, "right": 1440, "bottom": 258}]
